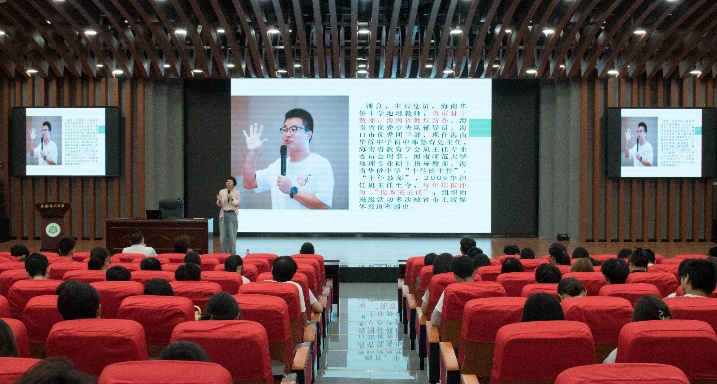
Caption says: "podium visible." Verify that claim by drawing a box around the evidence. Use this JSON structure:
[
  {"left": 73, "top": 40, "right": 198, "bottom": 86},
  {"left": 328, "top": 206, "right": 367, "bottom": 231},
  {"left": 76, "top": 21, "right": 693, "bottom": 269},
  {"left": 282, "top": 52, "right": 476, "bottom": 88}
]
[{"left": 35, "top": 202, "right": 71, "bottom": 252}]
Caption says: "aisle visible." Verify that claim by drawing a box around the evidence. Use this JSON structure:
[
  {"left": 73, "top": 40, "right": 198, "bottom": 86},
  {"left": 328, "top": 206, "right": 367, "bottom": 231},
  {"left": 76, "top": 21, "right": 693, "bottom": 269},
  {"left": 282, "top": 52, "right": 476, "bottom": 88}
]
[{"left": 316, "top": 283, "right": 428, "bottom": 384}]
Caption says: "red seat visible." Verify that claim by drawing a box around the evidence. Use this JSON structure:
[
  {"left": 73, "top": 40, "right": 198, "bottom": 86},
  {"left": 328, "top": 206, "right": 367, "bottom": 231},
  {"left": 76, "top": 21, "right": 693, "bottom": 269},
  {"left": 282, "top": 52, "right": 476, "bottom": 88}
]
[
  {"left": 426, "top": 273, "right": 457, "bottom": 316},
  {"left": 0, "top": 296, "right": 10, "bottom": 318},
  {"left": 112, "top": 263, "right": 140, "bottom": 272},
  {"left": 1, "top": 318, "right": 30, "bottom": 358},
  {"left": 0, "top": 357, "right": 42, "bottom": 384},
  {"left": 491, "top": 321, "right": 594, "bottom": 383},
  {"left": 246, "top": 253, "right": 278, "bottom": 264},
  {"left": 519, "top": 259, "right": 546, "bottom": 272},
  {"left": 403, "top": 256, "right": 425, "bottom": 294},
  {"left": 0, "top": 263, "right": 24, "bottom": 276},
  {"left": 72, "top": 252, "right": 90, "bottom": 262},
  {"left": 162, "top": 263, "right": 182, "bottom": 273},
  {"left": 561, "top": 296, "right": 633, "bottom": 362},
  {"left": 21, "top": 295, "right": 63, "bottom": 357},
  {"left": 115, "top": 253, "right": 146, "bottom": 263},
  {"left": 47, "top": 262, "right": 86, "bottom": 281},
  {"left": 0, "top": 270, "right": 29, "bottom": 297},
  {"left": 130, "top": 271, "right": 175, "bottom": 286},
  {"left": 293, "top": 254, "right": 326, "bottom": 288},
  {"left": 90, "top": 281, "right": 144, "bottom": 319},
  {"left": 238, "top": 282, "right": 303, "bottom": 347},
  {"left": 169, "top": 281, "right": 221, "bottom": 311},
  {"left": 170, "top": 320, "right": 273, "bottom": 384},
  {"left": 616, "top": 319, "right": 717, "bottom": 380},
  {"left": 562, "top": 272, "right": 607, "bottom": 296},
  {"left": 416, "top": 265, "right": 433, "bottom": 308},
  {"left": 198, "top": 257, "right": 219, "bottom": 272},
  {"left": 520, "top": 283, "right": 560, "bottom": 299},
  {"left": 244, "top": 258, "right": 271, "bottom": 275},
  {"left": 156, "top": 253, "right": 186, "bottom": 263},
  {"left": 8, "top": 280, "right": 62, "bottom": 319},
  {"left": 241, "top": 264, "right": 258, "bottom": 282},
  {"left": 62, "top": 270, "right": 106, "bottom": 284},
  {"left": 626, "top": 272, "right": 679, "bottom": 297},
  {"left": 46, "top": 318, "right": 148, "bottom": 377},
  {"left": 598, "top": 283, "right": 662, "bottom": 306},
  {"left": 234, "top": 294, "right": 293, "bottom": 373},
  {"left": 118, "top": 295, "right": 194, "bottom": 357},
  {"left": 664, "top": 297, "right": 717, "bottom": 335},
  {"left": 555, "top": 363, "right": 690, "bottom": 384},
  {"left": 648, "top": 263, "right": 679, "bottom": 280},
  {"left": 201, "top": 271, "right": 244, "bottom": 294},
  {"left": 295, "top": 263, "right": 319, "bottom": 297},
  {"left": 674, "top": 254, "right": 707, "bottom": 260},
  {"left": 202, "top": 253, "right": 231, "bottom": 264},
  {"left": 475, "top": 265, "right": 502, "bottom": 282},
  {"left": 591, "top": 254, "right": 617, "bottom": 264},
  {"left": 439, "top": 282, "right": 505, "bottom": 346},
  {"left": 654, "top": 254, "right": 665, "bottom": 264},
  {"left": 98, "top": 360, "right": 233, "bottom": 384},
  {"left": 496, "top": 272, "right": 536, "bottom": 297}
]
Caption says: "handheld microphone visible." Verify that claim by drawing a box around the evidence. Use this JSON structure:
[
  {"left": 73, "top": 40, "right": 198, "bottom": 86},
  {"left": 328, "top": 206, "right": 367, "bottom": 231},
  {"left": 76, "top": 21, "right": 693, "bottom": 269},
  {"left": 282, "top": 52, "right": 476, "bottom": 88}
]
[
  {"left": 280, "top": 145, "right": 287, "bottom": 176},
  {"left": 636, "top": 137, "right": 639, "bottom": 153}
]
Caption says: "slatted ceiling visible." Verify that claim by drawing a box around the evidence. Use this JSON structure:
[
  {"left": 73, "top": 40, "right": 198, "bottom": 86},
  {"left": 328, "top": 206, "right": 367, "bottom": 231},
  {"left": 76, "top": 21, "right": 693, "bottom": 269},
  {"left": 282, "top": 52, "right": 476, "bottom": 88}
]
[
  {"left": 348, "top": 0, "right": 358, "bottom": 79},
  {"left": 468, "top": 0, "right": 499, "bottom": 78},
  {"left": 231, "top": 0, "right": 263, "bottom": 78},
  {"left": 171, "top": 0, "right": 209, "bottom": 75},
  {"left": 106, "top": 1, "right": 160, "bottom": 77},
  {"left": 209, "top": 0, "right": 244, "bottom": 78},
  {"left": 46, "top": 0, "right": 108, "bottom": 76},
  {"left": 311, "top": 0, "right": 326, "bottom": 79},
  {"left": 77, "top": 1, "right": 133, "bottom": 76},
  {"left": 501, "top": 0, "right": 541, "bottom": 77},
  {"left": 674, "top": 12, "right": 717, "bottom": 79},
  {"left": 654, "top": 5, "right": 717, "bottom": 80},
  {"left": 290, "top": 0, "right": 309, "bottom": 78},
  {"left": 382, "top": 0, "right": 402, "bottom": 78},
  {"left": 366, "top": 1, "right": 381, "bottom": 79},
  {"left": 126, "top": 0, "right": 177, "bottom": 77},
  {"left": 431, "top": 0, "right": 456, "bottom": 76},
  {"left": 515, "top": 0, "right": 559, "bottom": 77},
  {"left": 398, "top": 0, "right": 418, "bottom": 78},
  {"left": 568, "top": 2, "right": 621, "bottom": 79},
  {"left": 327, "top": 0, "right": 340, "bottom": 78},
  {"left": 151, "top": 1, "right": 195, "bottom": 76}
]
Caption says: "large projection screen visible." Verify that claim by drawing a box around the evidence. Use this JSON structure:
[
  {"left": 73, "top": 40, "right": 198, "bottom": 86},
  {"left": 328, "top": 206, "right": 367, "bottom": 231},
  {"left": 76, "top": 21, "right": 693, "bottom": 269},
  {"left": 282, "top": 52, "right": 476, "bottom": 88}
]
[{"left": 230, "top": 79, "right": 492, "bottom": 233}]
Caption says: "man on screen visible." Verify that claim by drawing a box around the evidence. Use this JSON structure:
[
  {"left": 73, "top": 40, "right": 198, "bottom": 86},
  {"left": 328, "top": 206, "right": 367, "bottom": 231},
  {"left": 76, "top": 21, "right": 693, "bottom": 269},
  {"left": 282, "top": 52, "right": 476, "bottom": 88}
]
[
  {"left": 242, "top": 108, "right": 334, "bottom": 209},
  {"left": 29, "top": 121, "right": 58, "bottom": 165},
  {"left": 623, "top": 122, "right": 653, "bottom": 166}
]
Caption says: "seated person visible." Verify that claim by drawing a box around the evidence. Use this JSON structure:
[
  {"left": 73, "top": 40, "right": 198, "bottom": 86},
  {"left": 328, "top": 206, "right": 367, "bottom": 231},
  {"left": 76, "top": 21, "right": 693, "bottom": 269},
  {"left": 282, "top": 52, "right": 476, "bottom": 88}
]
[
  {"left": 299, "top": 242, "right": 315, "bottom": 254},
  {"left": 548, "top": 243, "right": 571, "bottom": 265},
  {"left": 0, "top": 319, "right": 19, "bottom": 357},
  {"left": 224, "top": 255, "right": 250, "bottom": 284},
  {"left": 522, "top": 293, "right": 564, "bottom": 321},
  {"left": 420, "top": 253, "right": 454, "bottom": 314},
  {"left": 183, "top": 251, "right": 202, "bottom": 267},
  {"left": 87, "top": 247, "right": 111, "bottom": 271},
  {"left": 644, "top": 249, "right": 656, "bottom": 267},
  {"left": 57, "top": 281, "right": 100, "bottom": 320},
  {"left": 617, "top": 248, "right": 632, "bottom": 260},
  {"left": 159, "top": 340, "right": 210, "bottom": 362},
  {"left": 667, "top": 258, "right": 717, "bottom": 298},
  {"left": 15, "top": 356, "right": 95, "bottom": 384},
  {"left": 415, "top": 252, "right": 438, "bottom": 291},
  {"left": 175, "top": 263, "right": 201, "bottom": 281},
  {"left": 472, "top": 252, "right": 491, "bottom": 268},
  {"left": 271, "top": 256, "right": 323, "bottom": 322},
  {"left": 535, "top": 263, "right": 562, "bottom": 284},
  {"left": 57, "top": 237, "right": 76, "bottom": 258},
  {"left": 570, "top": 258, "right": 594, "bottom": 273},
  {"left": 9, "top": 244, "right": 30, "bottom": 261},
  {"left": 628, "top": 248, "right": 649, "bottom": 273},
  {"left": 144, "top": 278, "right": 174, "bottom": 296},
  {"left": 25, "top": 253, "right": 49, "bottom": 280},
  {"left": 430, "top": 256, "right": 476, "bottom": 327},
  {"left": 122, "top": 229, "right": 156, "bottom": 257},
  {"left": 604, "top": 295, "right": 672, "bottom": 363},
  {"left": 106, "top": 266, "right": 131, "bottom": 281},
  {"left": 601, "top": 258, "right": 629, "bottom": 285},
  {"left": 519, "top": 247, "right": 535, "bottom": 260},
  {"left": 572, "top": 247, "right": 590, "bottom": 260},
  {"left": 199, "top": 292, "right": 241, "bottom": 320},
  {"left": 557, "top": 277, "right": 587, "bottom": 301},
  {"left": 501, "top": 257, "right": 524, "bottom": 274},
  {"left": 140, "top": 257, "right": 162, "bottom": 271},
  {"left": 503, "top": 245, "right": 520, "bottom": 256},
  {"left": 174, "top": 235, "right": 192, "bottom": 254},
  {"left": 459, "top": 237, "right": 476, "bottom": 256}
]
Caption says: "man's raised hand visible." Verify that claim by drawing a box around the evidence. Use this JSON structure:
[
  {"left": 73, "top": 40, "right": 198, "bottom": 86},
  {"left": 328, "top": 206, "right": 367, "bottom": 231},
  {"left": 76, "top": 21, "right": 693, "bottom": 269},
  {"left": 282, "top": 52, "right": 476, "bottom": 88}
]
[{"left": 243, "top": 123, "right": 267, "bottom": 153}]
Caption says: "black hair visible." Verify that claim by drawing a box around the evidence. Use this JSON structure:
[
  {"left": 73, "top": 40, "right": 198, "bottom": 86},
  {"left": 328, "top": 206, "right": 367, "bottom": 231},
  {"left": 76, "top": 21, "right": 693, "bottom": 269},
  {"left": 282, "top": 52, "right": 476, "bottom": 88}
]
[
  {"left": 500, "top": 257, "right": 524, "bottom": 274},
  {"left": 144, "top": 278, "right": 174, "bottom": 296},
  {"left": 285, "top": 108, "right": 314, "bottom": 132},
  {"left": 57, "top": 281, "right": 100, "bottom": 320},
  {"left": 183, "top": 251, "right": 202, "bottom": 266},
  {"left": 174, "top": 263, "right": 201, "bottom": 281},
  {"left": 601, "top": 258, "right": 629, "bottom": 284},
  {"left": 174, "top": 235, "right": 191, "bottom": 253},
  {"left": 644, "top": 249, "right": 656, "bottom": 265},
  {"left": 473, "top": 254, "right": 492, "bottom": 269},
  {"left": 227, "top": 176, "right": 237, "bottom": 187},
  {"left": 272, "top": 256, "right": 297, "bottom": 282},
  {"left": 15, "top": 357, "right": 95, "bottom": 384},
  {"left": 0, "top": 319, "right": 19, "bottom": 357},
  {"left": 88, "top": 247, "right": 110, "bottom": 270},
  {"left": 106, "top": 265, "right": 131, "bottom": 281},
  {"left": 224, "top": 255, "right": 244, "bottom": 272},
  {"left": 519, "top": 247, "right": 535, "bottom": 260},
  {"left": 628, "top": 248, "right": 650, "bottom": 270},
  {"left": 424, "top": 253, "right": 438, "bottom": 266},
  {"left": 522, "top": 293, "right": 565, "bottom": 322},
  {"left": 25, "top": 253, "right": 49, "bottom": 278},
  {"left": 160, "top": 340, "right": 210, "bottom": 362},
  {"left": 200, "top": 292, "right": 241, "bottom": 320},
  {"left": 451, "top": 256, "right": 476, "bottom": 280},
  {"left": 535, "top": 263, "right": 562, "bottom": 283},
  {"left": 571, "top": 247, "right": 590, "bottom": 259},
  {"left": 709, "top": 246, "right": 717, "bottom": 258},
  {"left": 140, "top": 257, "right": 162, "bottom": 271},
  {"left": 638, "top": 121, "right": 647, "bottom": 132},
  {"left": 9, "top": 244, "right": 29, "bottom": 258},
  {"left": 548, "top": 243, "right": 570, "bottom": 265},
  {"left": 459, "top": 238, "right": 476, "bottom": 254},
  {"left": 130, "top": 229, "right": 144, "bottom": 245},
  {"left": 432, "top": 253, "right": 454, "bottom": 275},
  {"left": 617, "top": 248, "right": 632, "bottom": 259},
  {"left": 300, "top": 242, "right": 315, "bottom": 254},
  {"left": 557, "top": 277, "right": 586, "bottom": 298},
  {"left": 503, "top": 245, "right": 520, "bottom": 255},
  {"left": 633, "top": 295, "right": 671, "bottom": 322},
  {"left": 680, "top": 258, "right": 717, "bottom": 295},
  {"left": 58, "top": 237, "right": 76, "bottom": 256}
]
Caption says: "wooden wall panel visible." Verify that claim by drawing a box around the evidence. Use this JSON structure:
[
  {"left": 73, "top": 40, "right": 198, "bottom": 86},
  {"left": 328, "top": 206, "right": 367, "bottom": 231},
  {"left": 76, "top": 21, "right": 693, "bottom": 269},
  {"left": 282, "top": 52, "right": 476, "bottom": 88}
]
[{"left": 0, "top": 77, "right": 146, "bottom": 240}]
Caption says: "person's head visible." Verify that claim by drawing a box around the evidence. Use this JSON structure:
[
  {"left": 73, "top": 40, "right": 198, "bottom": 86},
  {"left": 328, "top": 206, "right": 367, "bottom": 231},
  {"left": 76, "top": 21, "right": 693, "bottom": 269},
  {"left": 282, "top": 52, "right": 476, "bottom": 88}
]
[
  {"left": 140, "top": 257, "right": 162, "bottom": 271},
  {"left": 679, "top": 258, "right": 717, "bottom": 296},
  {"left": 628, "top": 248, "right": 649, "bottom": 272},
  {"left": 15, "top": 356, "right": 95, "bottom": 384},
  {"left": 473, "top": 253, "right": 492, "bottom": 269},
  {"left": 557, "top": 278, "right": 587, "bottom": 301},
  {"left": 174, "top": 263, "right": 201, "bottom": 281},
  {"left": 500, "top": 257, "right": 524, "bottom": 274},
  {"left": 105, "top": 265, "right": 131, "bottom": 281},
  {"left": 160, "top": 340, "right": 210, "bottom": 362},
  {"left": 57, "top": 281, "right": 100, "bottom": 320},
  {"left": 570, "top": 258, "right": 594, "bottom": 273},
  {"left": 633, "top": 295, "right": 671, "bottom": 322},
  {"left": 601, "top": 258, "right": 629, "bottom": 284},
  {"left": 522, "top": 293, "right": 565, "bottom": 322},
  {"left": 424, "top": 253, "right": 438, "bottom": 266},
  {"left": 282, "top": 108, "right": 314, "bottom": 148},
  {"left": 272, "top": 256, "right": 297, "bottom": 282},
  {"left": 636, "top": 121, "right": 647, "bottom": 142},
  {"left": 24, "top": 253, "right": 49, "bottom": 279},
  {"left": 130, "top": 229, "right": 144, "bottom": 245},
  {"left": 503, "top": 245, "right": 520, "bottom": 255},
  {"left": 459, "top": 238, "right": 476, "bottom": 255},
  {"left": 0, "top": 319, "right": 19, "bottom": 357},
  {"left": 144, "top": 278, "right": 174, "bottom": 296},
  {"left": 617, "top": 248, "right": 632, "bottom": 259},
  {"left": 644, "top": 249, "right": 656, "bottom": 265},
  {"left": 571, "top": 247, "right": 589, "bottom": 259},
  {"left": 535, "top": 263, "right": 562, "bottom": 284},
  {"left": 451, "top": 256, "right": 476, "bottom": 282},
  {"left": 224, "top": 255, "right": 244, "bottom": 273},
  {"left": 548, "top": 243, "right": 570, "bottom": 265},
  {"left": 183, "top": 251, "right": 202, "bottom": 266},
  {"left": 519, "top": 247, "right": 535, "bottom": 260},
  {"left": 225, "top": 176, "right": 237, "bottom": 190},
  {"left": 300, "top": 242, "right": 315, "bottom": 254},
  {"left": 432, "top": 253, "right": 454, "bottom": 275},
  {"left": 709, "top": 246, "right": 717, "bottom": 258},
  {"left": 174, "top": 235, "right": 191, "bottom": 253},
  {"left": 57, "top": 237, "right": 76, "bottom": 256},
  {"left": 9, "top": 244, "right": 29, "bottom": 259},
  {"left": 88, "top": 246, "right": 110, "bottom": 270},
  {"left": 41, "top": 121, "right": 52, "bottom": 141},
  {"left": 200, "top": 292, "right": 241, "bottom": 320}
]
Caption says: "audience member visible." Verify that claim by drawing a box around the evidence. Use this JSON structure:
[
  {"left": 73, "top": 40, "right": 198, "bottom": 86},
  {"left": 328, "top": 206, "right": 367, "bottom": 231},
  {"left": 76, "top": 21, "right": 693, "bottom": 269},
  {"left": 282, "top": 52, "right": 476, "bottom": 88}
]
[
  {"left": 174, "top": 263, "right": 201, "bottom": 281},
  {"left": 548, "top": 243, "right": 571, "bottom": 265},
  {"left": 522, "top": 293, "right": 565, "bottom": 322},
  {"left": 272, "top": 256, "right": 323, "bottom": 319},
  {"left": 557, "top": 277, "right": 587, "bottom": 301},
  {"left": 500, "top": 257, "right": 524, "bottom": 274},
  {"left": 139, "top": 257, "right": 162, "bottom": 271},
  {"left": 87, "top": 247, "right": 110, "bottom": 271},
  {"left": 174, "top": 235, "right": 191, "bottom": 253},
  {"left": 159, "top": 340, "right": 210, "bottom": 362},
  {"left": 644, "top": 249, "right": 656, "bottom": 266},
  {"left": 57, "top": 281, "right": 100, "bottom": 320},
  {"left": 15, "top": 357, "right": 95, "bottom": 384},
  {"left": 708, "top": 246, "right": 717, "bottom": 258},
  {"left": 535, "top": 263, "right": 562, "bottom": 284},
  {"left": 423, "top": 252, "right": 438, "bottom": 266},
  {"left": 122, "top": 229, "right": 157, "bottom": 257},
  {"left": 571, "top": 247, "right": 590, "bottom": 259},
  {"left": 144, "top": 278, "right": 174, "bottom": 296},
  {"left": 628, "top": 248, "right": 649, "bottom": 273},
  {"left": 473, "top": 253, "right": 491, "bottom": 269},
  {"left": 420, "top": 253, "right": 454, "bottom": 314},
  {"left": 0, "top": 319, "right": 19, "bottom": 357},
  {"left": 604, "top": 295, "right": 672, "bottom": 363},
  {"left": 430, "top": 256, "right": 476, "bottom": 326},
  {"left": 57, "top": 237, "right": 76, "bottom": 258},
  {"left": 459, "top": 237, "right": 476, "bottom": 255},
  {"left": 570, "top": 258, "right": 594, "bottom": 273},
  {"left": 183, "top": 251, "right": 202, "bottom": 267},
  {"left": 25, "top": 253, "right": 49, "bottom": 279},
  {"left": 666, "top": 258, "right": 717, "bottom": 297},
  {"left": 200, "top": 292, "right": 241, "bottom": 320},
  {"left": 224, "top": 255, "right": 250, "bottom": 284},
  {"left": 105, "top": 265, "right": 131, "bottom": 281},
  {"left": 617, "top": 248, "right": 632, "bottom": 260},
  {"left": 519, "top": 247, "right": 535, "bottom": 259},
  {"left": 9, "top": 244, "right": 30, "bottom": 261},
  {"left": 299, "top": 242, "right": 315, "bottom": 254},
  {"left": 601, "top": 258, "right": 629, "bottom": 284},
  {"left": 503, "top": 245, "right": 520, "bottom": 255}
]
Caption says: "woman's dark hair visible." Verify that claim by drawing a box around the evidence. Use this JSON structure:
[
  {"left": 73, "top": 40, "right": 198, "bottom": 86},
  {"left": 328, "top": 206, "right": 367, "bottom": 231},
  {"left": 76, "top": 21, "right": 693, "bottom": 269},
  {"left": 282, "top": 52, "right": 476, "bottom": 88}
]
[
  {"left": 183, "top": 251, "right": 202, "bottom": 266},
  {"left": 144, "top": 278, "right": 174, "bottom": 296},
  {"left": 174, "top": 235, "right": 191, "bottom": 253},
  {"left": 140, "top": 257, "right": 162, "bottom": 271},
  {"left": 572, "top": 247, "right": 590, "bottom": 259},
  {"left": 424, "top": 253, "right": 438, "bottom": 266},
  {"left": 432, "top": 253, "right": 454, "bottom": 275},
  {"left": 105, "top": 265, "right": 131, "bottom": 281},
  {"left": 224, "top": 255, "right": 244, "bottom": 272},
  {"left": 88, "top": 247, "right": 110, "bottom": 270},
  {"left": 503, "top": 245, "right": 520, "bottom": 255},
  {"left": 522, "top": 293, "right": 565, "bottom": 322},
  {"left": 200, "top": 292, "right": 241, "bottom": 320},
  {"left": 160, "top": 340, "right": 210, "bottom": 362},
  {"left": 0, "top": 319, "right": 19, "bottom": 357},
  {"left": 535, "top": 263, "right": 562, "bottom": 283},
  {"left": 519, "top": 247, "right": 535, "bottom": 259},
  {"left": 548, "top": 243, "right": 570, "bottom": 265},
  {"left": 175, "top": 263, "right": 201, "bottom": 281},
  {"left": 633, "top": 295, "right": 672, "bottom": 322},
  {"left": 15, "top": 357, "right": 95, "bottom": 384},
  {"left": 557, "top": 277, "right": 586, "bottom": 299},
  {"left": 501, "top": 257, "right": 524, "bottom": 274},
  {"left": 473, "top": 254, "right": 492, "bottom": 269},
  {"left": 300, "top": 242, "right": 315, "bottom": 254}
]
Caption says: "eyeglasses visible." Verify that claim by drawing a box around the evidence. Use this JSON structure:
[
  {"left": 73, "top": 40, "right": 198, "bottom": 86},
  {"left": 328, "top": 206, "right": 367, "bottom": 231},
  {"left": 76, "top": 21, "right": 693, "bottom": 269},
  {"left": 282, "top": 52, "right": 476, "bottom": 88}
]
[
  {"left": 279, "top": 125, "right": 309, "bottom": 135},
  {"left": 637, "top": 130, "right": 645, "bottom": 133}
]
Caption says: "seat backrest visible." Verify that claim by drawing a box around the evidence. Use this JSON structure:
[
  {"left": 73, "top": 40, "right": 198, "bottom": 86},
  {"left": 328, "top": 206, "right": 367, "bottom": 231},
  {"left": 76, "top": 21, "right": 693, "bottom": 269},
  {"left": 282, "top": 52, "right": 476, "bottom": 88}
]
[
  {"left": 46, "top": 318, "right": 148, "bottom": 377},
  {"left": 461, "top": 297, "right": 526, "bottom": 344},
  {"left": 555, "top": 363, "right": 690, "bottom": 384},
  {"left": 202, "top": 253, "right": 231, "bottom": 263},
  {"left": 234, "top": 294, "right": 293, "bottom": 370},
  {"left": 0, "top": 357, "right": 42, "bottom": 384},
  {"left": 98, "top": 360, "right": 233, "bottom": 384},
  {"left": 561, "top": 296, "right": 633, "bottom": 344},
  {"left": 246, "top": 253, "right": 278, "bottom": 264},
  {"left": 496, "top": 272, "right": 536, "bottom": 297},
  {"left": 598, "top": 283, "right": 662, "bottom": 306},
  {"left": 648, "top": 263, "right": 679, "bottom": 280},
  {"left": 1, "top": 318, "right": 30, "bottom": 358},
  {"left": 157, "top": 253, "right": 187, "bottom": 263},
  {"left": 115, "top": 253, "right": 146, "bottom": 263},
  {"left": 238, "top": 282, "right": 301, "bottom": 320},
  {"left": 440, "top": 282, "right": 505, "bottom": 346},
  {"left": 169, "top": 281, "right": 222, "bottom": 311},
  {"left": 519, "top": 259, "right": 547, "bottom": 272},
  {"left": 241, "top": 264, "right": 258, "bottom": 282},
  {"left": 0, "top": 270, "right": 29, "bottom": 297},
  {"left": 294, "top": 256, "right": 323, "bottom": 290},
  {"left": 130, "top": 271, "right": 175, "bottom": 286},
  {"left": 403, "top": 256, "right": 425, "bottom": 293},
  {"left": 418, "top": 265, "right": 433, "bottom": 291},
  {"left": 520, "top": 283, "right": 560, "bottom": 299},
  {"left": 616, "top": 319, "right": 717, "bottom": 379},
  {"left": 427, "top": 273, "right": 457, "bottom": 315},
  {"left": 198, "top": 257, "right": 219, "bottom": 272},
  {"left": 0, "top": 296, "right": 10, "bottom": 318},
  {"left": 0, "top": 262, "right": 24, "bottom": 276},
  {"left": 243, "top": 258, "right": 271, "bottom": 275},
  {"left": 8, "top": 280, "right": 62, "bottom": 319},
  {"left": 200, "top": 271, "right": 243, "bottom": 294},
  {"left": 664, "top": 297, "right": 717, "bottom": 335},
  {"left": 591, "top": 254, "right": 617, "bottom": 264},
  {"left": 90, "top": 281, "right": 144, "bottom": 319},
  {"left": 626, "top": 272, "right": 679, "bottom": 297},
  {"left": 562, "top": 272, "right": 607, "bottom": 296},
  {"left": 21, "top": 295, "right": 63, "bottom": 344},
  {"left": 295, "top": 263, "right": 318, "bottom": 296},
  {"left": 674, "top": 254, "right": 707, "bottom": 260},
  {"left": 62, "top": 270, "right": 106, "bottom": 284},
  {"left": 118, "top": 295, "right": 194, "bottom": 345},
  {"left": 491, "top": 321, "right": 594, "bottom": 383},
  {"left": 476, "top": 265, "right": 502, "bottom": 282},
  {"left": 292, "top": 273, "right": 312, "bottom": 318},
  {"left": 170, "top": 320, "right": 273, "bottom": 384}
]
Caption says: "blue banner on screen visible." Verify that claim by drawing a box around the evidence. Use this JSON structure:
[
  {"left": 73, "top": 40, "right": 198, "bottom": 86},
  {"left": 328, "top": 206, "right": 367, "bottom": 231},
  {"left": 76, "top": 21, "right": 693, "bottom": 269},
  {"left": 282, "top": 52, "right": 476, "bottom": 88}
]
[{"left": 230, "top": 79, "right": 492, "bottom": 233}]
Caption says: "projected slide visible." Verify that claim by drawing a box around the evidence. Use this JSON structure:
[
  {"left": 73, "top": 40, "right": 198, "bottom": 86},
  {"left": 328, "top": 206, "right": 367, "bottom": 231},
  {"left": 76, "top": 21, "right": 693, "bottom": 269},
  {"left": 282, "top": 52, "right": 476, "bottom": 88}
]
[
  {"left": 231, "top": 79, "right": 491, "bottom": 233},
  {"left": 24, "top": 108, "right": 107, "bottom": 176},
  {"left": 619, "top": 108, "right": 702, "bottom": 177}
]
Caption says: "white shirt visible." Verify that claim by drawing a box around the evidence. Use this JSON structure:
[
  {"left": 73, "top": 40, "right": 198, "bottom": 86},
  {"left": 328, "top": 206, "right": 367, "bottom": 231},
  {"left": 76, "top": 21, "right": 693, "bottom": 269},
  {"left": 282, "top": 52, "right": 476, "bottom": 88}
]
[
  {"left": 264, "top": 280, "right": 318, "bottom": 313},
  {"left": 431, "top": 292, "right": 445, "bottom": 327},
  {"left": 122, "top": 244, "right": 157, "bottom": 257},
  {"left": 33, "top": 140, "right": 58, "bottom": 165},
  {"left": 627, "top": 141, "right": 653, "bottom": 166},
  {"left": 255, "top": 153, "right": 334, "bottom": 209}
]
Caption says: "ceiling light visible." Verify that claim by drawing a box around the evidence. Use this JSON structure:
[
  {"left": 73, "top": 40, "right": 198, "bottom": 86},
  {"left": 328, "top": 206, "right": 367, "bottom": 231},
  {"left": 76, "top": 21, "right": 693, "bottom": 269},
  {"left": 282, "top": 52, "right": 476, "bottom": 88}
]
[
  {"left": 425, "top": 64, "right": 434, "bottom": 68},
  {"left": 559, "top": 64, "right": 565, "bottom": 68},
  {"left": 358, "top": 28, "right": 370, "bottom": 34},
  {"left": 276, "top": 69, "right": 288, "bottom": 73},
  {"left": 192, "top": 69, "right": 203, "bottom": 73},
  {"left": 216, "top": 28, "right": 225, "bottom": 34},
  {"left": 543, "top": 28, "right": 555, "bottom": 35},
  {"left": 443, "top": 69, "right": 454, "bottom": 74},
  {"left": 112, "top": 69, "right": 123, "bottom": 75},
  {"left": 84, "top": 30, "right": 97, "bottom": 36},
  {"left": 0, "top": 31, "right": 5, "bottom": 36},
  {"left": 492, "top": 64, "right": 500, "bottom": 68},
  {"left": 163, "top": 64, "right": 170, "bottom": 68},
  {"left": 26, "top": 69, "right": 38, "bottom": 74},
  {"left": 526, "top": 69, "right": 537, "bottom": 74},
  {"left": 690, "top": 70, "right": 702, "bottom": 75},
  {"left": 358, "top": 64, "right": 366, "bottom": 69},
  {"left": 607, "top": 69, "right": 619, "bottom": 75},
  {"left": 267, "top": 28, "right": 280, "bottom": 34},
  {"left": 175, "top": 29, "right": 187, "bottom": 35},
  {"left": 357, "top": 69, "right": 368, "bottom": 74},
  {"left": 96, "top": 64, "right": 104, "bottom": 68},
  {"left": 505, "top": 29, "right": 512, "bottom": 33},
  {"left": 450, "top": 28, "right": 462, "bottom": 34},
  {"left": 294, "top": 63, "right": 301, "bottom": 68},
  {"left": 227, "top": 64, "right": 235, "bottom": 68},
  {"left": 46, "top": 20, "right": 51, "bottom": 25},
  {"left": 634, "top": 29, "right": 646, "bottom": 35}
]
